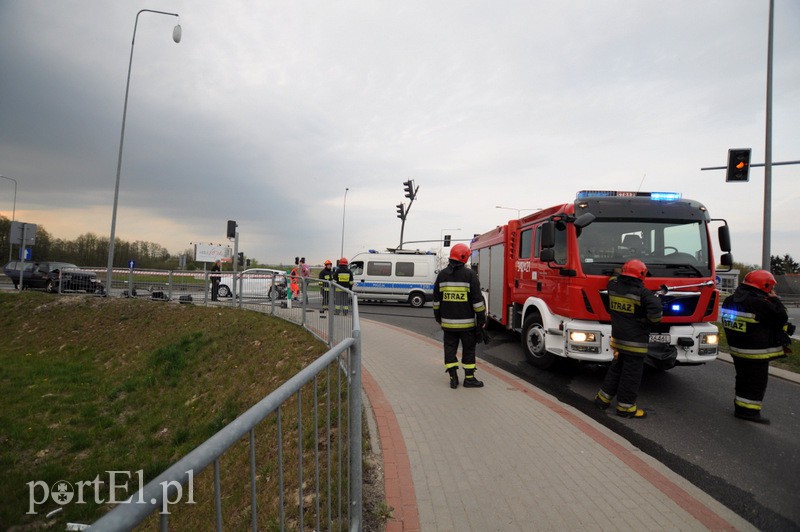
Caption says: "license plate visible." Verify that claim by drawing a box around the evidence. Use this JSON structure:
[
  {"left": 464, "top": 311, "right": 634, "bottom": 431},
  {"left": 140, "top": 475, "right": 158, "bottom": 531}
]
[{"left": 649, "top": 333, "right": 671, "bottom": 344}]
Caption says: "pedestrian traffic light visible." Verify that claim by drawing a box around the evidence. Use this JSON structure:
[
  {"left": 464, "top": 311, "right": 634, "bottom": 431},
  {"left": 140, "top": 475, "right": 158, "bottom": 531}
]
[
  {"left": 443, "top": 234, "right": 451, "bottom": 247},
  {"left": 403, "top": 180, "right": 415, "bottom": 199},
  {"left": 726, "top": 148, "right": 751, "bottom": 182},
  {"left": 237, "top": 252, "right": 244, "bottom": 267},
  {"left": 227, "top": 220, "right": 237, "bottom": 239},
  {"left": 396, "top": 203, "right": 405, "bottom": 219}
]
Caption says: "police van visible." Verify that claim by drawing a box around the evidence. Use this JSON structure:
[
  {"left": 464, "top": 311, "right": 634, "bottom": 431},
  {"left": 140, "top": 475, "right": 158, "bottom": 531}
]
[{"left": 349, "top": 250, "right": 438, "bottom": 308}]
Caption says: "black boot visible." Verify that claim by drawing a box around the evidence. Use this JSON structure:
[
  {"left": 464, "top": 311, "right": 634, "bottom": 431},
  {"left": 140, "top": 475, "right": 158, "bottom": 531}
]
[
  {"left": 447, "top": 368, "right": 459, "bottom": 389},
  {"left": 734, "top": 411, "right": 771, "bottom": 424},
  {"left": 463, "top": 371, "right": 484, "bottom": 388}
]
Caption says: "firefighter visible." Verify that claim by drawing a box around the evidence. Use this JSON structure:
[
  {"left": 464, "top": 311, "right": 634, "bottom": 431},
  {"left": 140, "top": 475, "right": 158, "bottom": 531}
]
[
  {"left": 334, "top": 257, "right": 354, "bottom": 315},
  {"left": 433, "top": 243, "right": 487, "bottom": 389},
  {"left": 319, "top": 260, "right": 333, "bottom": 314},
  {"left": 595, "top": 259, "right": 662, "bottom": 418},
  {"left": 720, "top": 270, "right": 793, "bottom": 425}
]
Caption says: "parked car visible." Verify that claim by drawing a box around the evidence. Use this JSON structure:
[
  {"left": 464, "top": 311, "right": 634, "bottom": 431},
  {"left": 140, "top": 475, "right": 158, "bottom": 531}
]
[
  {"left": 2, "top": 260, "right": 104, "bottom": 294},
  {"left": 215, "top": 268, "right": 287, "bottom": 299}
]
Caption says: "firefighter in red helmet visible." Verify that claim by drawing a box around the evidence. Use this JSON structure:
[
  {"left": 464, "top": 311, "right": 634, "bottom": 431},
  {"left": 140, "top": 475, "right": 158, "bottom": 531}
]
[
  {"left": 433, "top": 243, "right": 487, "bottom": 388},
  {"left": 595, "top": 259, "right": 662, "bottom": 418},
  {"left": 334, "top": 257, "right": 354, "bottom": 315},
  {"left": 720, "top": 269, "right": 793, "bottom": 424}
]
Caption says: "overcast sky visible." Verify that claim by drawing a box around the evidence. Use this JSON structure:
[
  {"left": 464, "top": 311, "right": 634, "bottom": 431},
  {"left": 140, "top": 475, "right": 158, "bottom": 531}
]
[{"left": 1, "top": 1, "right": 798, "bottom": 267}]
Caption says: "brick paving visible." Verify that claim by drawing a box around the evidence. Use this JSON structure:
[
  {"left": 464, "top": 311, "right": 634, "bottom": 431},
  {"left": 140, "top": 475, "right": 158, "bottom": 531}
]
[{"left": 360, "top": 318, "right": 756, "bottom": 532}]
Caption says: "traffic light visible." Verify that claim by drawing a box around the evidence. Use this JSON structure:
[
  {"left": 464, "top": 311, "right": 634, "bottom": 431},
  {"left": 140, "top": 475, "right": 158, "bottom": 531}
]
[
  {"left": 227, "top": 220, "right": 237, "bottom": 239},
  {"left": 403, "top": 179, "right": 415, "bottom": 199},
  {"left": 726, "top": 148, "right": 751, "bottom": 182},
  {"left": 396, "top": 203, "right": 405, "bottom": 219},
  {"left": 237, "top": 252, "right": 244, "bottom": 268},
  {"left": 443, "top": 234, "right": 451, "bottom": 247}
]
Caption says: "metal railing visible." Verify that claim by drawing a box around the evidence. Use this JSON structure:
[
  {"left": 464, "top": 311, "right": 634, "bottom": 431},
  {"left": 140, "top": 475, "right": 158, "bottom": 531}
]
[{"left": 89, "top": 272, "right": 362, "bottom": 531}]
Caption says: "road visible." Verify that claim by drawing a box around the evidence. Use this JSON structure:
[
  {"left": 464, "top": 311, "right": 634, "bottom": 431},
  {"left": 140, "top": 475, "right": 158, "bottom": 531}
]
[{"left": 359, "top": 301, "right": 800, "bottom": 532}]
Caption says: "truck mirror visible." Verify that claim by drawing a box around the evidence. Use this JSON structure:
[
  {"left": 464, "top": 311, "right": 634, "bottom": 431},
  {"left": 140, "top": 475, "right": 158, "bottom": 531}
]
[
  {"left": 540, "top": 248, "right": 555, "bottom": 262},
  {"left": 718, "top": 225, "right": 731, "bottom": 252},
  {"left": 720, "top": 252, "right": 733, "bottom": 267},
  {"left": 573, "top": 213, "right": 596, "bottom": 229},
  {"left": 541, "top": 222, "right": 555, "bottom": 249}
]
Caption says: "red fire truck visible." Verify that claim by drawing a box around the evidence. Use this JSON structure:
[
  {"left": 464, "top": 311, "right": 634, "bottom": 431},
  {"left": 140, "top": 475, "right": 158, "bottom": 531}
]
[{"left": 471, "top": 190, "right": 733, "bottom": 370}]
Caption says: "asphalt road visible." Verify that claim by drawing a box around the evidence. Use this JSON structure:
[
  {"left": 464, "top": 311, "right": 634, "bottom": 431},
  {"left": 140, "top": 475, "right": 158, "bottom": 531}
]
[{"left": 359, "top": 301, "right": 800, "bottom": 532}]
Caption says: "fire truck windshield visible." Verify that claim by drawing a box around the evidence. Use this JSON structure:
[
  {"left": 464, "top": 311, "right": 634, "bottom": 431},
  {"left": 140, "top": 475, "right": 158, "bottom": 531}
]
[{"left": 576, "top": 219, "right": 711, "bottom": 278}]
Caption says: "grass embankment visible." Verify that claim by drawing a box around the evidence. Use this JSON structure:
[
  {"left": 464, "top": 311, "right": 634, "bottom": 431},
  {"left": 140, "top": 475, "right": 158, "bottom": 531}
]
[{"left": 0, "top": 292, "right": 351, "bottom": 529}]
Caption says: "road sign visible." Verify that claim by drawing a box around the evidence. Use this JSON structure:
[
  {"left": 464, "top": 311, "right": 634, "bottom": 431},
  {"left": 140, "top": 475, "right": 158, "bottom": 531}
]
[{"left": 128, "top": 260, "right": 136, "bottom": 269}]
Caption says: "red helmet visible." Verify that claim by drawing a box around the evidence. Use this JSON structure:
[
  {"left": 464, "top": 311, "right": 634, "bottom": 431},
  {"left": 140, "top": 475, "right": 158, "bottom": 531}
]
[
  {"left": 620, "top": 259, "right": 648, "bottom": 280},
  {"left": 743, "top": 269, "right": 776, "bottom": 293},
  {"left": 339, "top": 257, "right": 348, "bottom": 266},
  {"left": 449, "top": 243, "right": 470, "bottom": 264},
  {"left": 324, "top": 260, "right": 332, "bottom": 266}
]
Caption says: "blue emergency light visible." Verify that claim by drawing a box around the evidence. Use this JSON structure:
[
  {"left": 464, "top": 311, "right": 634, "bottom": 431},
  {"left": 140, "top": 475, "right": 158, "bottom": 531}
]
[{"left": 576, "top": 190, "right": 682, "bottom": 201}]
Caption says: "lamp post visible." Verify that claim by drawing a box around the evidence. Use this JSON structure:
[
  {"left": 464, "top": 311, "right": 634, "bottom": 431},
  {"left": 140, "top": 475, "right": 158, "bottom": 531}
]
[
  {"left": 107, "top": 9, "right": 181, "bottom": 292},
  {"left": 0, "top": 174, "right": 17, "bottom": 261},
  {"left": 495, "top": 205, "right": 538, "bottom": 219},
  {"left": 761, "top": 0, "right": 774, "bottom": 270},
  {"left": 340, "top": 187, "right": 349, "bottom": 258}
]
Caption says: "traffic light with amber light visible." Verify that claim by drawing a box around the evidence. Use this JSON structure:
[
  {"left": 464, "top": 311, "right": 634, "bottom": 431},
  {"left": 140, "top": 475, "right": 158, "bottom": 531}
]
[
  {"left": 396, "top": 203, "right": 405, "bottom": 220},
  {"left": 403, "top": 180, "right": 415, "bottom": 199},
  {"left": 726, "top": 148, "right": 751, "bottom": 182}
]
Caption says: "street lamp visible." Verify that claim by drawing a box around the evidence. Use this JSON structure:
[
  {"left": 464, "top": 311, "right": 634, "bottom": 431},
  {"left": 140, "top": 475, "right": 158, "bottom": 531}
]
[
  {"left": 495, "top": 205, "right": 538, "bottom": 219},
  {"left": 107, "top": 9, "right": 181, "bottom": 292},
  {"left": 340, "top": 187, "right": 349, "bottom": 258},
  {"left": 0, "top": 174, "right": 17, "bottom": 261}
]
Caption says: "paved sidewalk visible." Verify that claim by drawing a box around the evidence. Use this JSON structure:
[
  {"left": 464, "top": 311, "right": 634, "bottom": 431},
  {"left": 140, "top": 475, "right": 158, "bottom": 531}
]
[{"left": 360, "top": 319, "right": 756, "bottom": 532}]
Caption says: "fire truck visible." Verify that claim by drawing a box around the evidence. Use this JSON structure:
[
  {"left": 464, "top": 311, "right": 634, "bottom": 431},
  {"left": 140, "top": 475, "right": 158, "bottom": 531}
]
[{"left": 471, "top": 190, "right": 733, "bottom": 370}]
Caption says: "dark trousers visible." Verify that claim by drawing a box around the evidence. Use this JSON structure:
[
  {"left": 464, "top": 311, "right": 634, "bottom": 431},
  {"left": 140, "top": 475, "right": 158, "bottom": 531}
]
[
  {"left": 211, "top": 280, "right": 219, "bottom": 301},
  {"left": 600, "top": 352, "right": 645, "bottom": 407},
  {"left": 321, "top": 289, "right": 330, "bottom": 309},
  {"left": 443, "top": 329, "right": 477, "bottom": 369},
  {"left": 732, "top": 357, "right": 770, "bottom": 414}
]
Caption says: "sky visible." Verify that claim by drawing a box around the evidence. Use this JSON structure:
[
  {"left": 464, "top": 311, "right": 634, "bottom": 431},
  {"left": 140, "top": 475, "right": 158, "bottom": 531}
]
[{"left": 0, "top": 0, "right": 798, "bottom": 268}]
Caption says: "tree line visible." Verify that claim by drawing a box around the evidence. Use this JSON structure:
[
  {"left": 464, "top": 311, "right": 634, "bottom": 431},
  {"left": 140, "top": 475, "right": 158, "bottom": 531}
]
[{"left": 0, "top": 216, "right": 186, "bottom": 270}]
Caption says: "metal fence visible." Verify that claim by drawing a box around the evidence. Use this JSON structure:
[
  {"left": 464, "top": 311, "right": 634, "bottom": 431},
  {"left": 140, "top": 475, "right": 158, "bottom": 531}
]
[{"left": 88, "top": 269, "right": 362, "bottom": 531}]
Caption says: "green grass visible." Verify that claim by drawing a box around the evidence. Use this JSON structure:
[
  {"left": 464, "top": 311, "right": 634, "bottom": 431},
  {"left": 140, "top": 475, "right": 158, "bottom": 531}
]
[{"left": 0, "top": 292, "right": 353, "bottom": 529}]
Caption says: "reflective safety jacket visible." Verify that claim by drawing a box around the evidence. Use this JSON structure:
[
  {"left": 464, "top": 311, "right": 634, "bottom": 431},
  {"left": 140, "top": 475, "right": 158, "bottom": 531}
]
[
  {"left": 319, "top": 267, "right": 333, "bottom": 291},
  {"left": 607, "top": 274, "right": 662, "bottom": 356},
  {"left": 433, "top": 261, "right": 486, "bottom": 330},
  {"left": 335, "top": 265, "right": 353, "bottom": 290},
  {"left": 721, "top": 284, "right": 788, "bottom": 361}
]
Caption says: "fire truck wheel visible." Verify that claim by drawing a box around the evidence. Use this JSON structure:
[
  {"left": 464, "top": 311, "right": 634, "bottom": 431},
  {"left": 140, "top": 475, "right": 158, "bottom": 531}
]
[{"left": 522, "top": 315, "right": 556, "bottom": 369}]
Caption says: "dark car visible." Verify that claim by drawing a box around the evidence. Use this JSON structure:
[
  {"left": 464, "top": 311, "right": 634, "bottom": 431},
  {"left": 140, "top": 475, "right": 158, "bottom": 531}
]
[{"left": 2, "top": 261, "right": 104, "bottom": 294}]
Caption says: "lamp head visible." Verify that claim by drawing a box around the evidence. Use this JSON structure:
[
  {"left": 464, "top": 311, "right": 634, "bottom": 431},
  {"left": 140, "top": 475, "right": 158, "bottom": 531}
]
[{"left": 173, "top": 24, "right": 182, "bottom": 43}]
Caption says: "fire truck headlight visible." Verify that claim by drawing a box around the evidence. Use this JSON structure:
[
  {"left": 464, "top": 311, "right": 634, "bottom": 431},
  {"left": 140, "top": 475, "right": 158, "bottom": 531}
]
[
  {"left": 698, "top": 332, "right": 719, "bottom": 356},
  {"left": 569, "top": 331, "right": 595, "bottom": 343},
  {"left": 567, "top": 330, "right": 601, "bottom": 354}
]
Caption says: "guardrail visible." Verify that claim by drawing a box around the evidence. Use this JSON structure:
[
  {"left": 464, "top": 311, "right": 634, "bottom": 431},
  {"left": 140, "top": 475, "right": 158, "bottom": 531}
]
[{"left": 89, "top": 273, "right": 362, "bottom": 531}]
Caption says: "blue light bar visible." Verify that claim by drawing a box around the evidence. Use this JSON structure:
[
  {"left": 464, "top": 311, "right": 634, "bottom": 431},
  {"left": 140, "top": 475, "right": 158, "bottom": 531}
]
[
  {"left": 576, "top": 190, "right": 681, "bottom": 201},
  {"left": 650, "top": 191, "right": 682, "bottom": 201}
]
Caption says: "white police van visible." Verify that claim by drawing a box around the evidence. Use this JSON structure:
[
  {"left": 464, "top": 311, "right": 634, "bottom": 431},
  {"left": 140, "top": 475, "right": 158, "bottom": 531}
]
[{"left": 349, "top": 250, "right": 438, "bottom": 308}]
